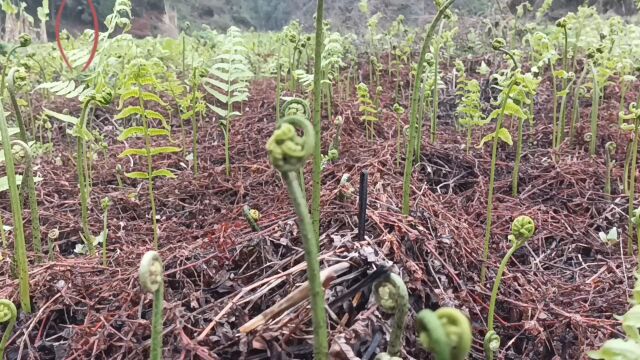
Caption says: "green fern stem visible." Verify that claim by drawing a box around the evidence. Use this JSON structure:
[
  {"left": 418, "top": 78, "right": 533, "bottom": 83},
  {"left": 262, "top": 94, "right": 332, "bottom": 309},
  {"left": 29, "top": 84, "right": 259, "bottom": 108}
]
[
  {"left": 556, "top": 76, "right": 575, "bottom": 147},
  {"left": 76, "top": 101, "right": 95, "bottom": 256},
  {"left": 0, "top": 299, "right": 17, "bottom": 359},
  {"left": 267, "top": 115, "right": 327, "bottom": 360},
  {"left": 138, "top": 92, "right": 160, "bottom": 249},
  {"left": 550, "top": 63, "right": 560, "bottom": 148},
  {"left": 605, "top": 142, "right": 616, "bottom": 201},
  {"left": 101, "top": 197, "right": 111, "bottom": 267},
  {"left": 0, "top": 106, "right": 31, "bottom": 313},
  {"left": 139, "top": 251, "right": 164, "bottom": 360},
  {"left": 7, "top": 68, "right": 29, "bottom": 141},
  {"left": 430, "top": 44, "right": 440, "bottom": 144},
  {"left": 624, "top": 138, "right": 633, "bottom": 195},
  {"left": 486, "top": 216, "right": 535, "bottom": 360},
  {"left": 627, "top": 113, "right": 640, "bottom": 257},
  {"left": 512, "top": 116, "right": 525, "bottom": 197},
  {"left": 11, "top": 140, "right": 42, "bottom": 259},
  {"left": 569, "top": 66, "right": 588, "bottom": 143},
  {"left": 189, "top": 70, "right": 199, "bottom": 176},
  {"left": 312, "top": 0, "right": 325, "bottom": 239},
  {"left": 276, "top": 62, "right": 282, "bottom": 124},
  {"left": 589, "top": 64, "right": 600, "bottom": 155},
  {"left": 480, "top": 77, "right": 518, "bottom": 284},
  {"left": 620, "top": 82, "right": 630, "bottom": 123},
  {"left": 401, "top": 0, "right": 455, "bottom": 216},
  {"left": 416, "top": 307, "right": 472, "bottom": 360}
]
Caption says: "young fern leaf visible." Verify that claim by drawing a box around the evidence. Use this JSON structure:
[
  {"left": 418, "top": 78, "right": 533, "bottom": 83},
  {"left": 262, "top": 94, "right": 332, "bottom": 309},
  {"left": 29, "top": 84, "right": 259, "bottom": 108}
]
[
  {"left": 203, "top": 27, "right": 253, "bottom": 176},
  {"left": 117, "top": 59, "right": 180, "bottom": 249},
  {"left": 357, "top": 83, "right": 379, "bottom": 141}
]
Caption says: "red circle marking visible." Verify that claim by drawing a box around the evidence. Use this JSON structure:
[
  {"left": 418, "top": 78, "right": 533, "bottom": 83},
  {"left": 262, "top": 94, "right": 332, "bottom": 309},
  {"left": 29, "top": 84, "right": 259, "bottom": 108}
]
[{"left": 55, "top": 0, "right": 100, "bottom": 72}]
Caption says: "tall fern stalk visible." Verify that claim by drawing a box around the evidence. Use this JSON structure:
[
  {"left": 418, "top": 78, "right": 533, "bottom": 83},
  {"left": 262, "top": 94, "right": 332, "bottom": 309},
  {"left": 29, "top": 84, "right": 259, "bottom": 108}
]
[
  {"left": 12, "top": 140, "right": 42, "bottom": 259},
  {"left": 267, "top": 115, "right": 327, "bottom": 360},
  {"left": 401, "top": 0, "right": 455, "bottom": 215},
  {"left": 203, "top": 27, "right": 252, "bottom": 177},
  {"left": 116, "top": 60, "right": 180, "bottom": 250},
  {"left": 311, "top": 0, "right": 325, "bottom": 238},
  {"left": 77, "top": 101, "right": 96, "bottom": 255},
  {"left": 480, "top": 41, "right": 519, "bottom": 284},
  {"left": 620, "top": 104, "right": 640, "bottom": 258},
  {"left": 0, "top": 108, "right": 31, "bottom": 313}
]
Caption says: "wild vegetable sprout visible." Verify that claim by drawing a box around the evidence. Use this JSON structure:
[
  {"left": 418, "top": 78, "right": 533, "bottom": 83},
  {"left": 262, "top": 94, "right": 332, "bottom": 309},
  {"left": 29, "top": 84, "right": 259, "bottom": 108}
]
[
  {"left": 485, "top": 216, "right": 535, "bottom": 360},
  {"left": 139, "top": 251, "right": 165, "bottom": 360},
  {"left": 266, "top": 114, "right": 327, "bottom": 359}
]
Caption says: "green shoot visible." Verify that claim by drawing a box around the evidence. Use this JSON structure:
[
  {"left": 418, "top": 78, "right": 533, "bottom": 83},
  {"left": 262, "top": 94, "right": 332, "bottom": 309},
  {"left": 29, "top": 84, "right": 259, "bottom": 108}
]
[
  {"left": 486, "top": 216, "right": 535, "bottom": 360},
  {"left": 139, "top": 251, "right": 164, "bottom": 360}
]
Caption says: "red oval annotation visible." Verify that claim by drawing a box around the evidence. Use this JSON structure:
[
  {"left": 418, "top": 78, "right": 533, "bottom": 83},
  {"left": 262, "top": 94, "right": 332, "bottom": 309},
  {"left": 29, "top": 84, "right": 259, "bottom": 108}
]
[{"left": 55, "top": 0, "right": 100, "bottom": 72}]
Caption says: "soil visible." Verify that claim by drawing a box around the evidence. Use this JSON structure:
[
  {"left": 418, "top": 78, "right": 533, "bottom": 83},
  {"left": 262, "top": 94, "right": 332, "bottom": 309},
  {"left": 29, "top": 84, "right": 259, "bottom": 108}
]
[{"left": 0, "top": 61, "right": 636, "bottom": 359}]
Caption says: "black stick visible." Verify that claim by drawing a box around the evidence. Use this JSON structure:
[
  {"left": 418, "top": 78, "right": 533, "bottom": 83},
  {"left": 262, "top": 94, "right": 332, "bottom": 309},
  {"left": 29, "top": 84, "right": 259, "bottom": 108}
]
[{"left": 357, "top": 170, "right": 368, "bottom": 242}]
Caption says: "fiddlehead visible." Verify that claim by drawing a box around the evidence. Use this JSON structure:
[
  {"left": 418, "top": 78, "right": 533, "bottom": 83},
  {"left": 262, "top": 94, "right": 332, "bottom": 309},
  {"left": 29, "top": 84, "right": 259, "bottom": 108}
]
[
  {"left": 373, "top": 273, "right": 409, "bottom": 358},
  {"left": 486, "top": 216, "right": 535, "bottom": 360},
  {"left": 243, "top": 205, "right": 261, "bottom": 232},
  {"left": 7, "top": 67, "right": 28, "bottom": 141},
  {"left": 416, "top": 308, "right": 472, "bottom": 360},
  {"left": 47, "top": 228, "right": 59, "bottom": 260},
  {"left": 266, "top": 113, "right": 327, "bottom": 359},
  {"left": 492, "top": 38, "right": 519, "bottom": 71},
  {"left": 0, "top": 33, "right": 31, "bottom": 96},
  {"left": 483, "top": 330, "right": 500, "bottom": 359},
  {"left": 281, "top": 98, "right": 311, "bottom": 120},
  {"left": 266, "top": 115, "right": 315, "bottom": 173},
  {"left": 139, "top": 251, "right": 164, "bottom": 360},
  {"left": 11, "top": 140, "right": 42, "bottom": 259},
  {"left": 0, "top": 299, "right": 17, "bottom": 360}
]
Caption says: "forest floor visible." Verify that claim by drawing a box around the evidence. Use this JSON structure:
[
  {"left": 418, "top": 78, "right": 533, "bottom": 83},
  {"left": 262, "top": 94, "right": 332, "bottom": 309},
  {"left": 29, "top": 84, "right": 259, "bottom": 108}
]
[{"left": 0, "top": 60, "right": 635, "bottom": 359}]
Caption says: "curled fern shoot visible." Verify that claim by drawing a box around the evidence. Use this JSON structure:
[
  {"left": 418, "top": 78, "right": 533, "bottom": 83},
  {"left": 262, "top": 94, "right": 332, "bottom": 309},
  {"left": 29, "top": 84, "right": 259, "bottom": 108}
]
[
  {"left": 486, "top": 216, "right": 535, "bottom": 360},
  {"left": 0, "top": 33, "right": 30, "bottom": 96},
  {"left": 279, "top": 98, "right": 311, "bottom": 194},
  {"left": 47, "top": 228, "right": 58, "bottom": 261},
  {"left": 416, "top": 307, "right": 472, "bottom": 360},
  {"left": 11, "top": 140, "right": 41, "bottom": 260},
  {"left": 243, "top": 205, "right": 261, "bottom": 232},
  {"left": 281, "top": 98, "right": 311, "bottom": 119},
  {"left": 0, "top": 107, "right": 30, "bottom": 313},
  {"left": 139, "top": 251, "right": 164, "bottom": 360},
  {"left": 402, "top": 0, "right": 455, "bottom": 216},
  {"left": 266, "top": 114, "right": 327, "bottom": 359},
  {"left": 7, "top": 67, "right": 29, "bottom": 141},
  {"left": 0, "top": 299, "right": 17, "bottom": 359},
  {"left": 373, "top": 273, "right": 409, "bottom": 358}
]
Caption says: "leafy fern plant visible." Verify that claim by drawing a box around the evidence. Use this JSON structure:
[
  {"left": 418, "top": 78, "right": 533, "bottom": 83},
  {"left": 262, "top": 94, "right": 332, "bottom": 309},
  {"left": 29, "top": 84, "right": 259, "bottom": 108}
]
[
  {"left": 357, "top": 83, "right": 379, "bottom": 140},
  {"left": 116, "top": 59, "right": 180, "bottom": 250},
  {"left": 203, "top": 27, "right": 253, "bottom": 177}
]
